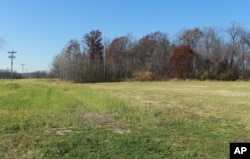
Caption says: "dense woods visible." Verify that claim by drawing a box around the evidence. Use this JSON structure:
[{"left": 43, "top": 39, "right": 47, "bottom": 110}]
[{"left": 52, "top": 23, "right": 250, "bottom": 82}]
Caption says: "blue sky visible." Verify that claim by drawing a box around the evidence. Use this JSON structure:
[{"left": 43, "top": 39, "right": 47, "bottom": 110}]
[{"left": 0, "top": 0, "right": 250, "bottom": 72}]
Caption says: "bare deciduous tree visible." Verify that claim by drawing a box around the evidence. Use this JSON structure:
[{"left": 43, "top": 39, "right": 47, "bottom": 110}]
[
  {"left": 226, "top": 22, "right": 244, "bottom": 69},
  {"left": 106, "top": 35, "right": 134, "bottom": 79},
  {"left": 197, "top": 27, "right": 223, "bottom": 69},
  {"left": 179, "top": 27, "right": 203, "bottom": 49}
]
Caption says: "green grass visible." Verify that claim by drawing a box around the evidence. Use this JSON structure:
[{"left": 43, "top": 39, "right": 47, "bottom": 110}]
[{"left": 0, "top": 79, "right": 249, "bottom": 158}]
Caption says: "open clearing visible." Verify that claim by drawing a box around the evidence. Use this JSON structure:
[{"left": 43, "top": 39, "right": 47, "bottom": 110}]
[{"left": 0, "top": 79, "right": 249, "bottom": 158}]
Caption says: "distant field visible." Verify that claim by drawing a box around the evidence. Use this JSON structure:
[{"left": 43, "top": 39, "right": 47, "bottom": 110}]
[{"left": 0, "top": 79, "right": 249, "bottom": 158}]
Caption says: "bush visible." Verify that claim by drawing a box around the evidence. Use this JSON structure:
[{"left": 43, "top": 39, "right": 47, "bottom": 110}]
[
  {"left": 197, "top": 66, "right": 218, "bottom": 80},
  {"left": 218, "top": 69, "right": 238, "bottom": 81},
  {"left": 133, "top": 71, "right": 153, "bottom": 81}
]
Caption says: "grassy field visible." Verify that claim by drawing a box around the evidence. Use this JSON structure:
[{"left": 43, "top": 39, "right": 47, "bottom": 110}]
[{"left": 0, "top": 79, "right": 249, "bottom": 158}]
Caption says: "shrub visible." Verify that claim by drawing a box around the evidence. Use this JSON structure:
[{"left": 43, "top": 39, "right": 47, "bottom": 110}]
[
  {"left": 197, "top": 65, "right": 218, "bottom": 80},
  {"left": 207, "top": 65, "right": 218, "bottom": 80},
  {"left": 133, "top": 71, "right": 153, "bottom": 81},
  {"left": 219, "top": 69, "right": 233, "bottom": 80}
]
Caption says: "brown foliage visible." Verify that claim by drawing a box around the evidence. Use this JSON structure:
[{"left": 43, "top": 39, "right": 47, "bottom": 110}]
[
  {"left": 133, "top": 70, "right": 153, "bottom": 81},
  {"left": 106, "top": 36, "right": 128, "bottom": 62},
  {"left": 219, "top": 58, "right": 229, "bottom": 72},
  {"left": 135, "top": 31, "right": 168, "bottom": 66},
  {"left": 170, "top": 45, "right": 195, "bottom": 79}
]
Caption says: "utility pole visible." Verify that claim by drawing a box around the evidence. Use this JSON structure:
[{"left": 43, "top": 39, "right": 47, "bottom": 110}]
[
  {"left": 26, "top": 69, "right": 28, "bottom": 78},
  {"left": 8, "top": 50, "right": 17, "bottom": 81},
  {"left": 21, "top": 63, "right": 25, "bottom": 78}
]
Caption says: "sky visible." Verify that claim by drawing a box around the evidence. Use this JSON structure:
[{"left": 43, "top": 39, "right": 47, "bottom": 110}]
[{"left": 0, "top": 0, "right": 250, "bottom": 72}]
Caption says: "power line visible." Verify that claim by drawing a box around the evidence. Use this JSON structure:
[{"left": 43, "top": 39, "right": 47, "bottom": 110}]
[{"left": 8, "top": 50, "right": 17, "bottom": 81}]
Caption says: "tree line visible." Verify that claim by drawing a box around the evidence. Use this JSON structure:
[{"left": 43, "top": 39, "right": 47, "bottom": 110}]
[
  {"left": 0, "top": 69, "right": 54, "bottom": 79},
  {"left": 0, "top": 69, "right": 22, "bottom": 79},
  {"left": 51, "top": 22, "right": 250, "bottom": 82}
]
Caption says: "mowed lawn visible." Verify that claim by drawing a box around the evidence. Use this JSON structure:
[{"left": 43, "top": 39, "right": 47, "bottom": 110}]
[{"left": 0, "top": 79, "right": 249, "bottom": 158}]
